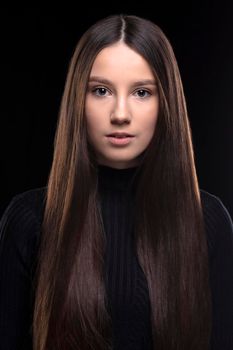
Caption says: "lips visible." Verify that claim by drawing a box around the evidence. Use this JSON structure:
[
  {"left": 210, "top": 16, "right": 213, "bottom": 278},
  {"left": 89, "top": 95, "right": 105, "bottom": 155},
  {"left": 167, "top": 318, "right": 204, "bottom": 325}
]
[{"left": 107, "top": 132, "right": 134, "bottom": 138}]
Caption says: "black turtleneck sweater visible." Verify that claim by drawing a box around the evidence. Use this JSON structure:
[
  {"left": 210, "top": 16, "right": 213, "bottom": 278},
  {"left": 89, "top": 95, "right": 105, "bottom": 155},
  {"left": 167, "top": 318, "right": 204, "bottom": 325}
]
[
  {"left": 98, "top": 165, "right": 152, "bottom": 349},
  {"left": 0, "top": 165, "right": 233, "bottom": 350}
]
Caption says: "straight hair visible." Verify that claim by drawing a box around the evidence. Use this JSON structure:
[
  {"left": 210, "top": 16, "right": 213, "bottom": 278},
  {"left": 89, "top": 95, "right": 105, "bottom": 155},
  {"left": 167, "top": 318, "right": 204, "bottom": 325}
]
[{"left": 33, "top": 14, "right": 211, "bottom": 349}]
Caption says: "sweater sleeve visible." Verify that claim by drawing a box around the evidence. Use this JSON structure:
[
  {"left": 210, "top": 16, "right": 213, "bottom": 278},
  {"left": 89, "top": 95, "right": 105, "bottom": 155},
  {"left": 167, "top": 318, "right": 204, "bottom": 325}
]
[
  {"left": 201, "top": 191, "right": 233, "bottom": 349},
  {"left": 0, "top": 193, "right": 41, "bottom": 350}
]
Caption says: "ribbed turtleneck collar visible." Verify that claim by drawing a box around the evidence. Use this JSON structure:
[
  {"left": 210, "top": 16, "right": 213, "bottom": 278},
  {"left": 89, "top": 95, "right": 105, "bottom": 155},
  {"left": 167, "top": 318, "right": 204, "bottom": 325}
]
[{"left": 97, "top": 164, "right": 140, "bottom": 191}]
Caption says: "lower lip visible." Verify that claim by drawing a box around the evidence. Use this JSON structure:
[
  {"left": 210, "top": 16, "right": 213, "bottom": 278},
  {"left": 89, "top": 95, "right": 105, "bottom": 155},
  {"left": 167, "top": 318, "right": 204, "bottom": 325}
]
[{"left": 106, "top": 136, "right": 134, "bottom": 145}]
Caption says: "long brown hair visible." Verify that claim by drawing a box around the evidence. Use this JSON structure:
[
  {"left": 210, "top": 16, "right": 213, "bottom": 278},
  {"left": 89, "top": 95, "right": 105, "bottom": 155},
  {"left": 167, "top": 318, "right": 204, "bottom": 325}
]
[{"left": 33, "top": 14, "right": 211, "bottom": 349}]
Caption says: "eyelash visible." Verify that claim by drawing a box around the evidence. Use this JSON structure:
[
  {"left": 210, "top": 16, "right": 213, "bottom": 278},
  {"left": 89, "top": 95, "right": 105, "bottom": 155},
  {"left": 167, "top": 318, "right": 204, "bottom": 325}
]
[
  {"left": 92, "top": 87, "right": 110, "bottom": 97},
  {"left": 91, "top": 86, "right": 152, "bottom": 98}
]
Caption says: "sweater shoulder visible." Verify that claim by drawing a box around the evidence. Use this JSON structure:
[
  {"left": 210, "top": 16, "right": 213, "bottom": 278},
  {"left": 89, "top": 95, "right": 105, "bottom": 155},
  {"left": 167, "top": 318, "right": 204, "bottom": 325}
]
[
  {"left": 1, "top": 185, "right": 46, "bottom": 223},
  {"left": 9, "top": 187, "right": 46, "bottom": 219},
  {"left": 0, "top": 187, "right": 46, "bottom": 230},
  {"left": 200, "top": 189, "right": 233, "bottom": 255},
  {"left": 0, "top": 187, "right": 46, "bottom": 270},
  {"left": 200, "top": 189, "right": 233, "bottom": 228}
]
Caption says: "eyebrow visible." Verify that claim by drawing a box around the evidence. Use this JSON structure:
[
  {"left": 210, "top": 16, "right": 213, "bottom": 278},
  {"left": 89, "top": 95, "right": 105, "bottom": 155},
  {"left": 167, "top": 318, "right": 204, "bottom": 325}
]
[{"left": 88, "top": 76, "right": 157, "bottom": 87}]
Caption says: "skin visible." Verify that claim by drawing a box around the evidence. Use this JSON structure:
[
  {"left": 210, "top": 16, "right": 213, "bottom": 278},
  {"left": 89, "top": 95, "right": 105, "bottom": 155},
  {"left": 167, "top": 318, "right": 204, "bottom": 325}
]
[{"left": 85, "top": 41, "right": 159, "bottom": 169}]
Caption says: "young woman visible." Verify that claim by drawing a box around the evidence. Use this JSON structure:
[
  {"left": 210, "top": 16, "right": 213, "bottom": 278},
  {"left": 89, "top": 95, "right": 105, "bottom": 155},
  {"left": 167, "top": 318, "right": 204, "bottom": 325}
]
[{"left": 0, "top": 14, "right": 232, "bottom": 350}]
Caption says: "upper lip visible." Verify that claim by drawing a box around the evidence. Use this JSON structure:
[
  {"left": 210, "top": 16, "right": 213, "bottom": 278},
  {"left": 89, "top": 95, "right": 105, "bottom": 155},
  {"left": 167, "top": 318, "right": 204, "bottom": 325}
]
[{"left": 107, "top": 132, "right": 134, "bottom": 137}]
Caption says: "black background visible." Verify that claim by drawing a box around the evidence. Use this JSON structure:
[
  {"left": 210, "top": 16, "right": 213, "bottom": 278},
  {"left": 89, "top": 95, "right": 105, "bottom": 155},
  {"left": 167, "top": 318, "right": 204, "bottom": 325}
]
[{"left": 1, "top": 3, "right": 233, "bottom": 218}]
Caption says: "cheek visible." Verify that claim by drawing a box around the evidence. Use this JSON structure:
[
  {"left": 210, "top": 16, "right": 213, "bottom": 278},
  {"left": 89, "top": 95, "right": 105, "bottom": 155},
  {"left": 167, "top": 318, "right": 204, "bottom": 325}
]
[
  {"left": 141, "top": 107, "right": 159, "bottom": 131},
  {"left": 85, "top": 104, "right": 100, "bottom": 133},
  {"left": 85, "top": 97, "right": 107, "bottom": 131},
  {"left": 135, "top": 98, "right": 159, "bottom": 121},
  {"left": 139, "top": 107, "right": 159, "bottom": 143},
  {"left": 143, "top": 122, "right": 156, "bottom": 141}
]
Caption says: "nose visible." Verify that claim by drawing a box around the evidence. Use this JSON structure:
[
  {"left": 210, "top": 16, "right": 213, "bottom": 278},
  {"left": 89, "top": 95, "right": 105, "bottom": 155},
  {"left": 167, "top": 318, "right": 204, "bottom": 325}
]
[{"left": 110, "top": 96, "right": 131, "bottom": 124}]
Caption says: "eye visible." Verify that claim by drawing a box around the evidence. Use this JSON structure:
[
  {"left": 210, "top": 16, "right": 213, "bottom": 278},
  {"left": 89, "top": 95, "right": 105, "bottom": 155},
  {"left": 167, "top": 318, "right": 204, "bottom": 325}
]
[
  {"left": 134, "top": 89, "right": 151, "bottom": 98},
  {"left": 92, "top": 87, "right": 111, "bottom": 97}
]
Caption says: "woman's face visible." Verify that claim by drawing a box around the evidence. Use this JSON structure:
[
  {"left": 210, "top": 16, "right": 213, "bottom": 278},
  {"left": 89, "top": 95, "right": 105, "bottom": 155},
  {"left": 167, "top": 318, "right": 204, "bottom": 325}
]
[{"left": 85, "top": 42, "right": 159, "bottom": 169}]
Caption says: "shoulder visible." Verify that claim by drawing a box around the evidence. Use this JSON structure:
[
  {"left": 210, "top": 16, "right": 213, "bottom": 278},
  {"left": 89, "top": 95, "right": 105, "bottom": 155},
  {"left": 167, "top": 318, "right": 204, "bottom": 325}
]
[
  {"left": 200, "top": 189, "right": 232, "bottom": 223},
  {"left": 200, "top": 189, "right": 233, "bottom": 257},
  {"left": 0, "top": 187, "right": 46, "bottom": 268},
  {"left": 0, "top": 187, "right": 46, "bottom": 230}
]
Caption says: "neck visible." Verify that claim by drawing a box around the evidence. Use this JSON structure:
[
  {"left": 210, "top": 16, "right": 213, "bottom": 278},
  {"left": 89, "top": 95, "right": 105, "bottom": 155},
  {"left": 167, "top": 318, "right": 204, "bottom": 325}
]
[{"left": 97, "top": 164, "right": 141, "bottom": 192}]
